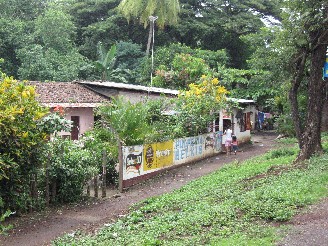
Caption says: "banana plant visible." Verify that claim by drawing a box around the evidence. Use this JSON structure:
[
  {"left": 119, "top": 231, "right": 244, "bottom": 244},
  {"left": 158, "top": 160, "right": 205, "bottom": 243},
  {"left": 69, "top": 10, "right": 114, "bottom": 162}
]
[{"left": 95, "top": 42, "right": 117, "bottom": 81}]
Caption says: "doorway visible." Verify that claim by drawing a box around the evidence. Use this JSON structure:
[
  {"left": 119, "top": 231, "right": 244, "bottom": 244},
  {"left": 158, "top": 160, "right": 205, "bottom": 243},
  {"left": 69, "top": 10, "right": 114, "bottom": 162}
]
[{"left": 71, "top": 116, "right": 80, "bottom": 140}]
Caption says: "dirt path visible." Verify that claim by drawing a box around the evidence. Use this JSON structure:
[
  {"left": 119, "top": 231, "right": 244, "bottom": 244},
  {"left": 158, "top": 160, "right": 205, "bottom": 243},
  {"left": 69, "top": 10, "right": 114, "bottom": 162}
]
[
  {"left": 277, "top": 197, "right": 328, "bottom": 246},
  {"left": 1, "top": 132, "right": 279, "bottom": 246}
]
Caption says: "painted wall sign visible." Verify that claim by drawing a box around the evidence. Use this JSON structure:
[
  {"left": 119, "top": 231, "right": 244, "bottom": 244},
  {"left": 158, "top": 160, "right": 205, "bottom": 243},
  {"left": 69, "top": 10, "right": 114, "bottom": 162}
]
[
  {"left": 173, "top": 135, "right": 204, "bottom": 164},
  {"left": 155, "top": 140, "right": 174, "bottom": 168},
  {"left": 122, "top": 145, "right": 144, "bottom": 180},
  {"left": 122, "top": 133, "right": 222, "bottom": 181},
  {"left": 144, "top": 144, "right": 155, "bottom": 170},
  {"left": 205, "top": 133, "right": 215, "bottom": 149},
  {"left": 215, "top": 131, "right": 223, "bottom": 152},
  {"left": 143, "top": 141, "right": 174, "bottom": 171}
]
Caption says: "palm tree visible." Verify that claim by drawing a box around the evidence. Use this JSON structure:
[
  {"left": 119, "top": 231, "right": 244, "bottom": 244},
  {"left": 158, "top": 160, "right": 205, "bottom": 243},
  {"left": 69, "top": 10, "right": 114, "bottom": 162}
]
[{"left": 117, "top": 0, "right": 180, "bottom": 56}]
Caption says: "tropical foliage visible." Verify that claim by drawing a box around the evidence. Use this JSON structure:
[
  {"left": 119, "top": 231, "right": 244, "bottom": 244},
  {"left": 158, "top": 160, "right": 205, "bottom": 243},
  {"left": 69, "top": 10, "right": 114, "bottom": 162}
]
[
  {"left": 1, "top": 0, "right": 328, "bottom": 237},
  {"left": 174, "top": 75, "right": 229, "bottom": 136},
  {"left": 0, "top": 73, "right": 106, "bottom": 218},
  {"left": 0, "top": 75, "right": 48, "bottom": 214},
  {"left": 118, "top": 0, "right": 180, "bottom": 29},
  {"left": 0, "top": 75, "right": 48, "bottom": 181},
  {"left": 97, "top": 74, "right": 229, "bottom": 143},
  {"left": 95, "top": 43, "right": 117, "bottom": 81}
]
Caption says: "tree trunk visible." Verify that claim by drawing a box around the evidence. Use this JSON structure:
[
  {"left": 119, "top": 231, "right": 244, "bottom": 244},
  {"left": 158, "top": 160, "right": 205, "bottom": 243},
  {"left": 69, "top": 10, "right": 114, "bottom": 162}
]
[
  {"left": 289, "top": 52, "right": 307, "bottom": 148},
  {"left": 146, "top": 21, "right": 154, "bottom": 56},
  {"left": 51, "top": 180, "right": 57, "bottom": 204},
  {"left": 295, "top": 42, "right": 327, "bottom": 162},
  {"left": 87, "top": 183, "right": 90, "bottom": 197}
]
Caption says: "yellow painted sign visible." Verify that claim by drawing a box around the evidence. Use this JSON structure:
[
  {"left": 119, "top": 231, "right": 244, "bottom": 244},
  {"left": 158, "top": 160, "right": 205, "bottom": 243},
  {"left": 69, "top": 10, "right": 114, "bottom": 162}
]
[
  {"left": 143, "top": 140, "right": 173, "bottom": 171},
  {"left": 156, "top": 140, "right": 174, "bottom": 168}
]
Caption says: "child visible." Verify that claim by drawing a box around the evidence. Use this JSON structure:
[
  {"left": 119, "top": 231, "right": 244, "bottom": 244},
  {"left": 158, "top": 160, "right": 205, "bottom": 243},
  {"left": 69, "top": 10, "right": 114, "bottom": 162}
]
[{"left": 232, "top": 135, "right": 238, "bottom": 155}]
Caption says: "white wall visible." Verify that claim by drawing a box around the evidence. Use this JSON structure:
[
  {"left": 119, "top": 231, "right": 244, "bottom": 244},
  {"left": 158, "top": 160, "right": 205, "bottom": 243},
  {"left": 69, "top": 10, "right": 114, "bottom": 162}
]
[{"left": 220, "top": 104, "right": 256, "bottom": 144}]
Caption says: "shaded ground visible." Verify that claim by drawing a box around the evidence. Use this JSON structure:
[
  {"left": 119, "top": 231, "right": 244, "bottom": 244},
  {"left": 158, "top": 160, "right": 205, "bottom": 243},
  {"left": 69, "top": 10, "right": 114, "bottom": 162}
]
[
  {"left": 277, "top": 197, "right": 328, "bottom": 246},
  {"left": 0, "top": 131, "right": 304, "bottom": 246}
]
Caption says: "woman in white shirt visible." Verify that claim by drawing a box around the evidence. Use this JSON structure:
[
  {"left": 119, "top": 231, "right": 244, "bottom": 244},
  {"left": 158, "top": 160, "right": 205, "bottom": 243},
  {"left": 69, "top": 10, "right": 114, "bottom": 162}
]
[{"left": 224, "top": 126, "right": 233, "bottom": 155}]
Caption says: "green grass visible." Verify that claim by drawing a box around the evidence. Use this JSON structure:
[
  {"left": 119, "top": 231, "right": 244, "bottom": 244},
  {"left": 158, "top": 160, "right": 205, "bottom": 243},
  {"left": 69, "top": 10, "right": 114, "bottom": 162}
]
[{"left": 53, "top": 138, "right": 328, "bottom": 246}]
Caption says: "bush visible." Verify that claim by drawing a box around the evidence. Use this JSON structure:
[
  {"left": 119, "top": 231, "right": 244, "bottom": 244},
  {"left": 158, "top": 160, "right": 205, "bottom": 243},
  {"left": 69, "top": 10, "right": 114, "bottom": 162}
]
[
  {"left": 43, "top": 137, "right": 99, "bottom": 203},
  {"left": 0, "top": 75, "right": 48, "bottom": 213},
  {"left": 81, "top": 129, "right": 119, "bottom": 186},
  {"left": 267, "top": 148, "right": 296, "bottom": 159},
  {"left": 275, "top": 114, "right": 296, "bottom": 137},
  {"left": 0, "top": 208, "right": 14, "bottom": 234}
]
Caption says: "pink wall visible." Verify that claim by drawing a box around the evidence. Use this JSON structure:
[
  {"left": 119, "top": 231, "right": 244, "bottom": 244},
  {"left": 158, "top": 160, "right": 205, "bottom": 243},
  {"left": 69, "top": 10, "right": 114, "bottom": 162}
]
[{"left": 59, "top": 107, "right": 95, "bottom": 138}]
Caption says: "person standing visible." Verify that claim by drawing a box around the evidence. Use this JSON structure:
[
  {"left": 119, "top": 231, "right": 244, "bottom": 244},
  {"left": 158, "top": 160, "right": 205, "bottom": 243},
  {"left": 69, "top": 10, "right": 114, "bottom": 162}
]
[
  {"left": 232, "top": 135, "right": 238, "bottom": 155},
  {"left": 224, "top": 126, "right": 232, "bottom": 155}
]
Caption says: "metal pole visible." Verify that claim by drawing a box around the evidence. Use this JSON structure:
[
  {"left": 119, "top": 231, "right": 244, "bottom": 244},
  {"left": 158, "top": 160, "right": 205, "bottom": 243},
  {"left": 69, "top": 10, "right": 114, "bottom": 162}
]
[{"left": 149, "top": 16, "right": 158, "bottom": 89}]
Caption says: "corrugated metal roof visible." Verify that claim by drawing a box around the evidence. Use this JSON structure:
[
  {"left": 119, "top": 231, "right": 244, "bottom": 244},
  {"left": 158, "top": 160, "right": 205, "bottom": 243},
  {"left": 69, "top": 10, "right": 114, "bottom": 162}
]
[
  {"left": 228, "top": 98, "right": 255, "bottom": 103},
  {"left": 78, "top": 81, "right": 179, "bottom": 95},
  {"left": 78, "top": 81, "right": 255, "bottom": 104}
]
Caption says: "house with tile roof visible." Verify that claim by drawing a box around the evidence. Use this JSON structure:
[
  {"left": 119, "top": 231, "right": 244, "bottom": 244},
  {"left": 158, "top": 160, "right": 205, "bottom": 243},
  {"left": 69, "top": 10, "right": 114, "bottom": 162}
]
[
  {"left": 29, "top": 82, "right": 110, "bottom": 140},
  {"left": 77, "top": 81, "right": 257, "bottom": 145},
  {"left": 30, "top": 80, "right": 257, "bottom": 145}
]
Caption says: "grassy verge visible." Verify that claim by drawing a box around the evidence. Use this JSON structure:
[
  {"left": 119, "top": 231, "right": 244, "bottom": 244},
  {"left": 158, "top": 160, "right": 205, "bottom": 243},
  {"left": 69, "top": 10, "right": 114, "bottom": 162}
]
[{"left": 54, "top": 136, "right": 328, "bottom": 246}]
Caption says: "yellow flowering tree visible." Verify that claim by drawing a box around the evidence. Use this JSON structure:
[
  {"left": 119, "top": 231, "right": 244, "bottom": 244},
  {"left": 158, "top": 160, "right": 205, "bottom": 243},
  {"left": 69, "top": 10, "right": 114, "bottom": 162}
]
[
  {"left": 0, "top": 74, "right": 48, "bottom": 213},
  {"left": 174, "top": 75, "right": 229, "bottom": 137}
]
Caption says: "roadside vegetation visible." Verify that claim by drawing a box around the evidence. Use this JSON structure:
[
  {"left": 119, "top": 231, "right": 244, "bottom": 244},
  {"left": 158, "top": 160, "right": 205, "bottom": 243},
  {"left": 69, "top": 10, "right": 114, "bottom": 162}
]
[
  {"left": 1, "top": 0, "right": 327, "bottom": 241},
  {"left": 0, "top": 71, "right": 229, "bottom": 233},
  {"left": 53, "top": 135, "right": 328, "bottom": 245}
]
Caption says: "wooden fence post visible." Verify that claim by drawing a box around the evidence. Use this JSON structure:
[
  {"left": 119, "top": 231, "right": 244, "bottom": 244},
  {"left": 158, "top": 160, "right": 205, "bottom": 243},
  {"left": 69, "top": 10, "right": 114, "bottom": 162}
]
[
  {"left": 30, "top": 172, "right": 37, "bottom": 212},
  {"left": 87, "top": 183, "right": 90, "bottom": 196},
  {"left": 101, "top": 148, "right": 107, "bottom": 198},
  {"left": 94, "top": 175, "right": 98, "bottom": 198},
  {"left": 45, "top": 157, "right": 50, "bottom": 206},
  {"left": 118, "top": 141, "right": 124, "bottom": 193}
]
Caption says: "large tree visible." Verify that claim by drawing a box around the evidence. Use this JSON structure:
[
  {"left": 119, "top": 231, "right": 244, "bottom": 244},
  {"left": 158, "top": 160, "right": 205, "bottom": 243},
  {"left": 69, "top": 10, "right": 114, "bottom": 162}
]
[
  {"left": 17, "top": 6, "right": 88, "bottom": 81},
  {"left": 172, "top": 0, "right": 282, "bottom": 68},
  {"left": 282, "top": 1, "right": 328, "bottom": 161},
  {"left": 0, "top": 0, "right": 50, "bottom": 77}
]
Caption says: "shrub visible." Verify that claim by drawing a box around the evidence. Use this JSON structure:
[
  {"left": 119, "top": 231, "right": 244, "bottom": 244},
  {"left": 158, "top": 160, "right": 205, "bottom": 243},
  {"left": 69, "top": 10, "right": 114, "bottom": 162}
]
[
  {"left": 267, "top": 148, "right": 296, "bottom": 159},
  {"left": 0, "top": 74, "right": 48, "bottom": 213},
  {"left": 43, "top": 137, "right": 99, "bottom": 203}
]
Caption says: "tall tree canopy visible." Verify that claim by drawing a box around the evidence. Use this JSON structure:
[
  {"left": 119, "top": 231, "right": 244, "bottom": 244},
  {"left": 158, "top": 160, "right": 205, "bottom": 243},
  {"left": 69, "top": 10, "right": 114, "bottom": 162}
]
[
  {"left": 117, "top": 0, "right": 180, "bottom": 29},
  {"left": 118, "top": 0, "right": 180, "bottom": 56},
  {"left": 281, "top": 0, "right": 328, "bottom": 161},
  {"left": 17, "top": 6, "right": 88, "bottom": 81}
]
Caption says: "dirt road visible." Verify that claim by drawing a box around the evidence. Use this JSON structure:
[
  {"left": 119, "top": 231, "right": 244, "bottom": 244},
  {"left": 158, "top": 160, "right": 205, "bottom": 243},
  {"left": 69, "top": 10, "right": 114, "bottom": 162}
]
[{"left": 0, "top": 132, "right": 279, "bottom": 246}]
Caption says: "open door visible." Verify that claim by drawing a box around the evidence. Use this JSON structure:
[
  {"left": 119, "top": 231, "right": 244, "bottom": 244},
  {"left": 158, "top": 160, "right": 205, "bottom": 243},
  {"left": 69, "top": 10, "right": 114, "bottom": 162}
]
[{"left": 71, "top": 116, "right": 80, "bottom": 140}]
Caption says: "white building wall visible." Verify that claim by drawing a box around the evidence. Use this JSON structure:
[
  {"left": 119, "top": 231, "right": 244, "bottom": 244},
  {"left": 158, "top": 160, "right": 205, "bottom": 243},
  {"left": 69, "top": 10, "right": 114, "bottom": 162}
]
[{"left": 220, "top": 104, "right": 256, "bottom": 145}]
